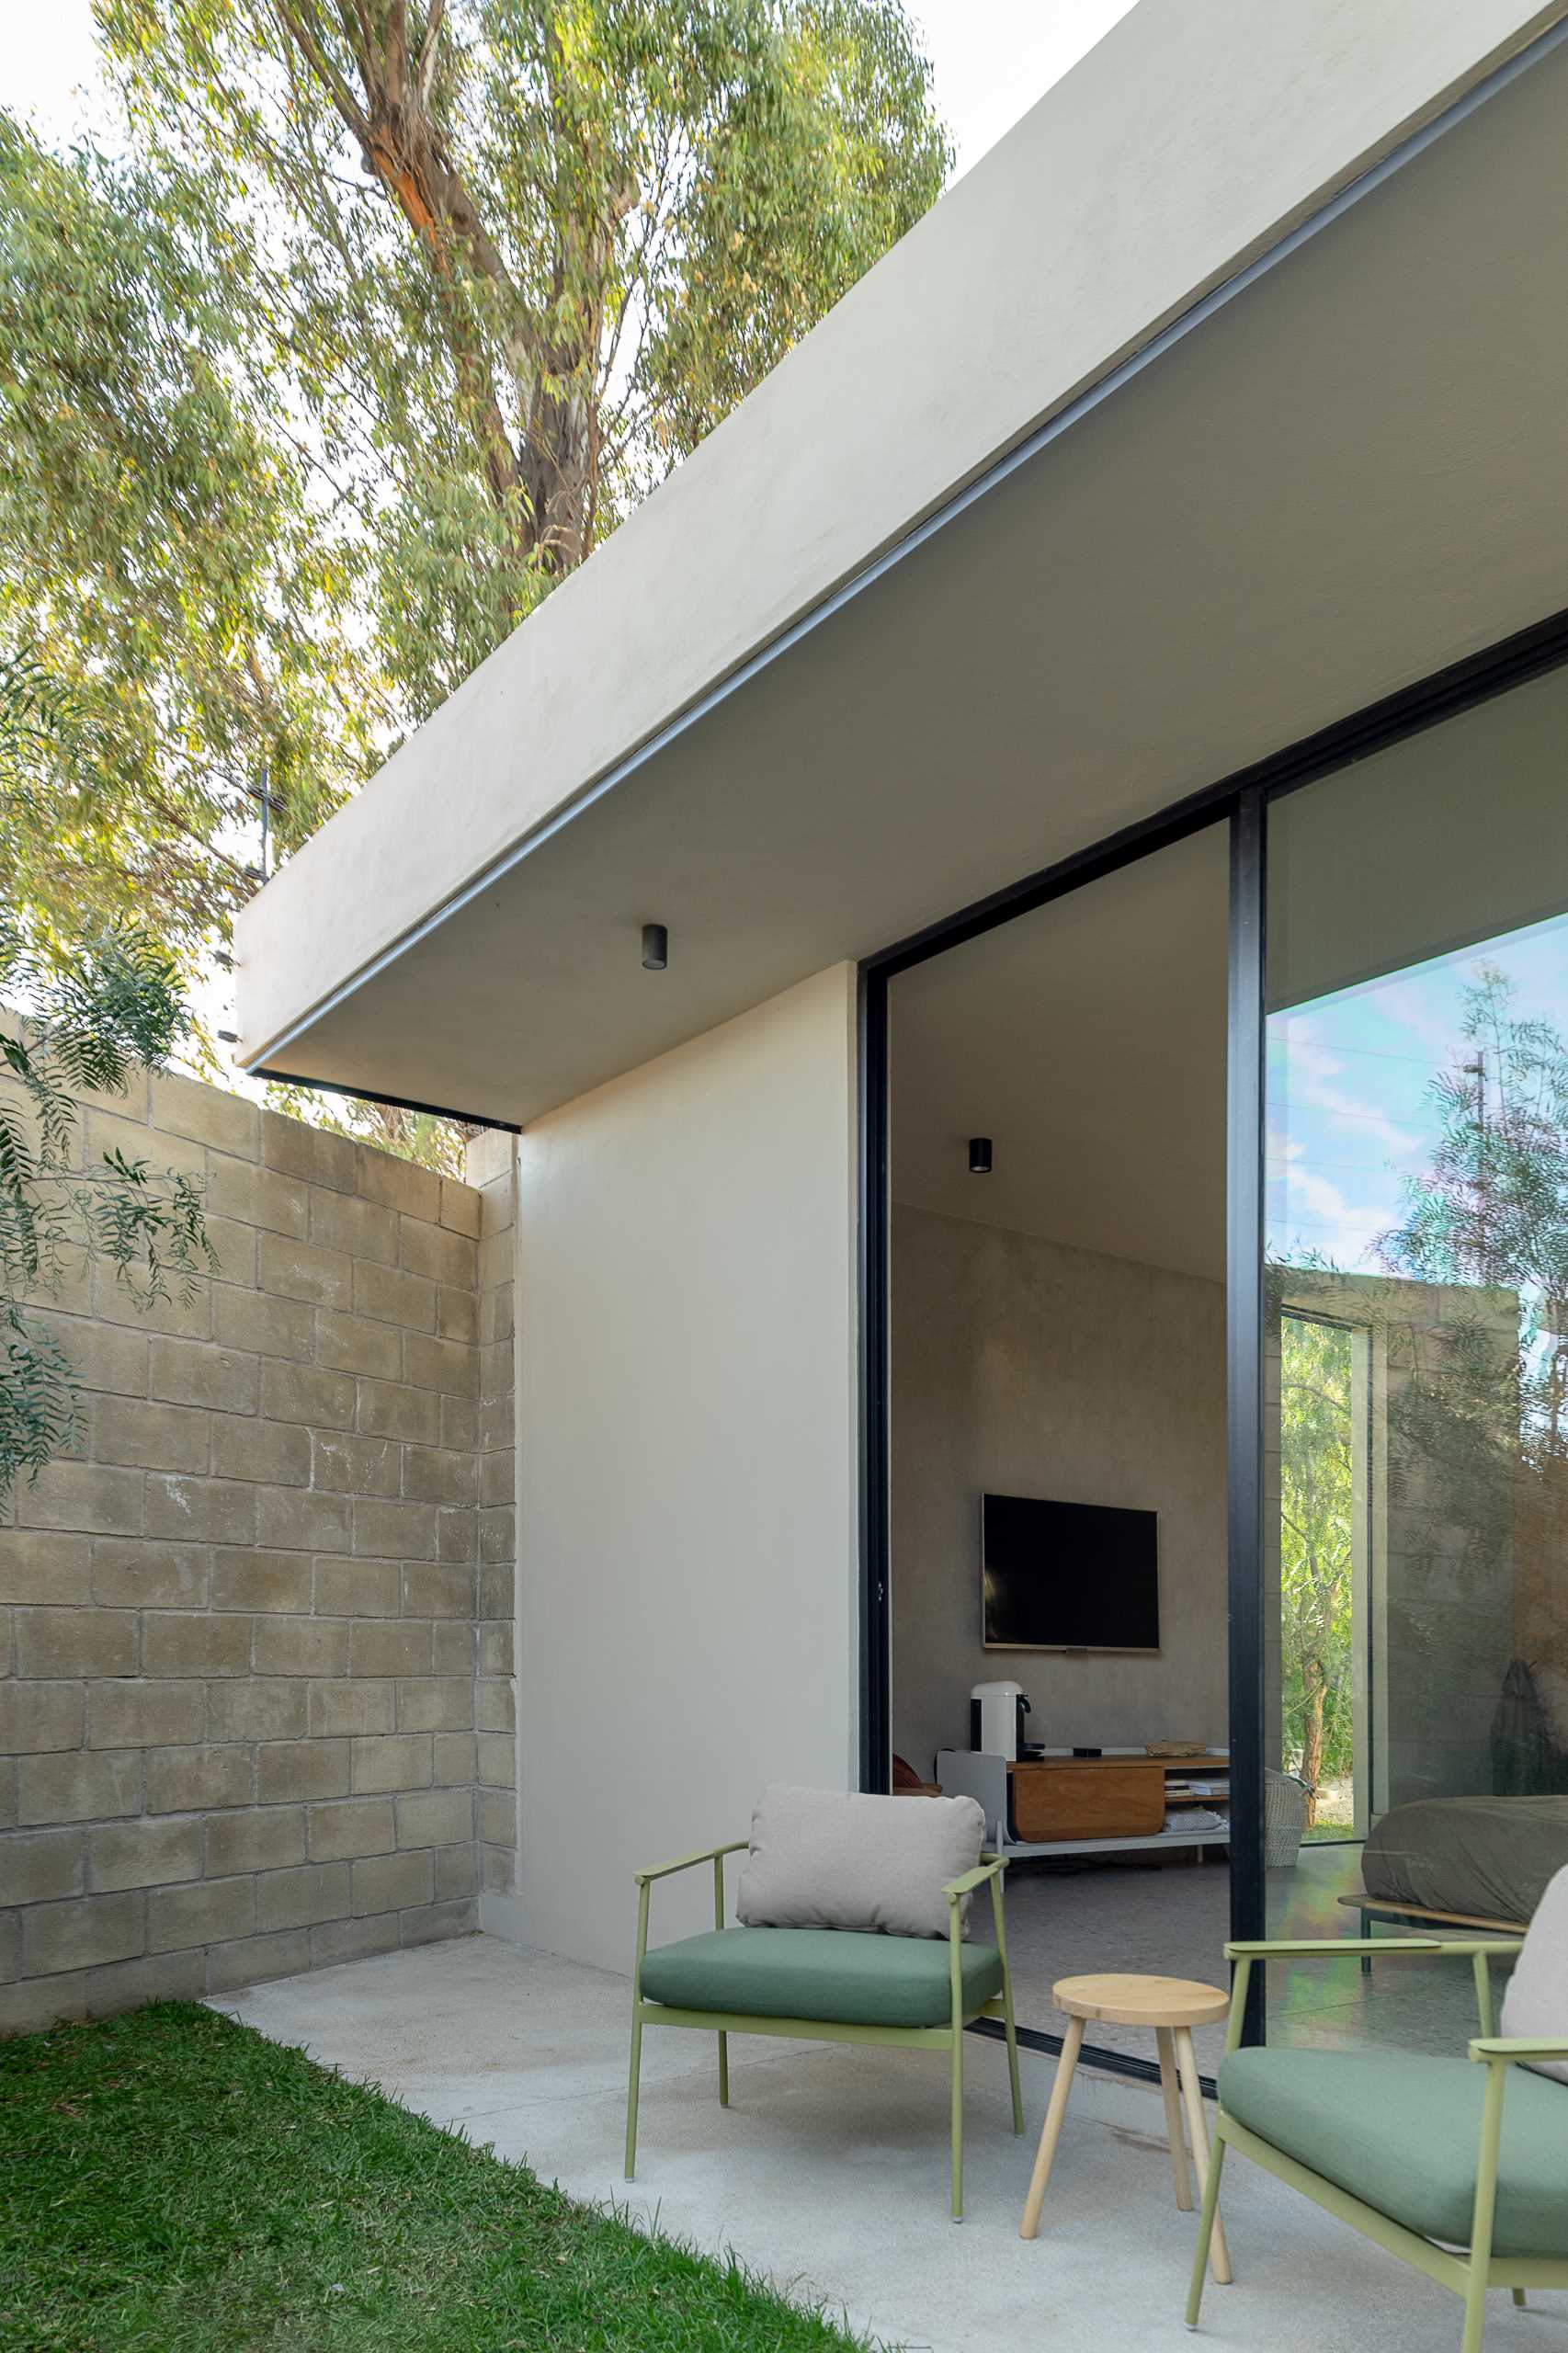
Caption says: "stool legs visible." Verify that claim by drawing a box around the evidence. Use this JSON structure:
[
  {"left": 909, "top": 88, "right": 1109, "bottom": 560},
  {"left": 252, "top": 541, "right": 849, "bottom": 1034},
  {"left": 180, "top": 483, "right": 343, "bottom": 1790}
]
[
  {"left": 1019, "top": 2015, "right": 1083, "bottom": 2237},
  {"left": 1155, "top": 2028, "right": 1192, "bottom": 2211},
  {"left": 1175, "top": 2027, "right": 1231, "bottom": 2285},
  {"left": 1186, "top": 2122, "right": 1230, "bottom": 2326}
]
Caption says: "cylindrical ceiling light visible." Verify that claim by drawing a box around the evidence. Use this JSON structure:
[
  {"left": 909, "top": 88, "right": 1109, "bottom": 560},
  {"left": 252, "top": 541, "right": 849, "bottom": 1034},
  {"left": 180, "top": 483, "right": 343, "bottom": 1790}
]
[
  {"left": 642, "top": 923, "right": 669, "bottom": 971},
  {"left": 969, "top": 1136, "right": 993, "bottom": 1175}
]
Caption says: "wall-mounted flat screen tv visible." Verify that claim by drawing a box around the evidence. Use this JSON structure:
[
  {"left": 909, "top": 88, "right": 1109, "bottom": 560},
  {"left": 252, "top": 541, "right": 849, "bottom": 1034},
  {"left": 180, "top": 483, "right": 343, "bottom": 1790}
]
[{"left": 982, "top": 1493, "right": 1159, "bottom": 1652}]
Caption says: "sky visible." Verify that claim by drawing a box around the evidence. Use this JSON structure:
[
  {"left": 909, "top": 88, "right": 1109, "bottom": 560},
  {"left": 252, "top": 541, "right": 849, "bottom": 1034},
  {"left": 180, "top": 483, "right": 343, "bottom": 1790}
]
[
  {"left": 9, "top": 1, "right": 1141, "bottom": 176},
  {"left": 1268, "top": 911, "right": 1568, "bottom": 1290}
]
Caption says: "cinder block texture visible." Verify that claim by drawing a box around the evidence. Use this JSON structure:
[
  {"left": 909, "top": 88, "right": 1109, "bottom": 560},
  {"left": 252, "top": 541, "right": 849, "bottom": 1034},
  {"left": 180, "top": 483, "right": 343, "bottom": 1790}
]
[{"left": 1, "top": 1071, "right": 516, "bottom": 2028}]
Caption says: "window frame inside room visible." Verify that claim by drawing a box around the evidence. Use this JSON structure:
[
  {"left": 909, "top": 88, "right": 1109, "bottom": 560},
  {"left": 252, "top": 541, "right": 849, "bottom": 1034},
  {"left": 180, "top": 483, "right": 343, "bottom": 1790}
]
[{"left": 858, "top": 602, "right": 1568, "bottom": 2081}]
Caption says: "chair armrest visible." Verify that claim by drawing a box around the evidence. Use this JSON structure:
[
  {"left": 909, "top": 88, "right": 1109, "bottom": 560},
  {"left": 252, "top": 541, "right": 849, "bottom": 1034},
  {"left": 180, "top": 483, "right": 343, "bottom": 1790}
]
[
  {"left": 943, "top": 1856, "right": 1006, "bottom": 1902},
  {"left": 1470, "top": 2037, "right": 1568, "bottom": 2066},
  {"left": 1218, "top": 1934, "right": 1524, "bottom": 2060},
  {"left": 1224, "top": 1937, "right": 1517, "bottom": 1961},
  {"left": 633, "top": 1839, "right": 747, "bottom": 1886}
]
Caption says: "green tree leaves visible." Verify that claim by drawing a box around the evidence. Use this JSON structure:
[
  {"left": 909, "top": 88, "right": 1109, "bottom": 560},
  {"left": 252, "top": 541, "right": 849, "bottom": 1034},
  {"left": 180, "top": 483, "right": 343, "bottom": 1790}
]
[
  {"left": 1278, "top": 1313, "right": 1356, "bottom": 1813},
  {"left": 92, "top": 0, "right": 948, "bottom": 727},
  {"left": 2, "top": 1, "right": 947, "bottom": 1168},
  {"left": 1, "top": 665, "right": 216, "bottom": 1499},
  {"left": 0, "top": 926, "right": 216, "bottom": 1502},
  {"left": 0, "top": 119, "right": 374, "bottom": 970}
]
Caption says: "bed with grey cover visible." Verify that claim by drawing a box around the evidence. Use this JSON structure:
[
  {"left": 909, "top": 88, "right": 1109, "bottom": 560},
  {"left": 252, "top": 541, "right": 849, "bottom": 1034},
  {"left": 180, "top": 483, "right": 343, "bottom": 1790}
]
[{"left": 1361, "top": 1792, "right": 1568, "bottom": 1927}]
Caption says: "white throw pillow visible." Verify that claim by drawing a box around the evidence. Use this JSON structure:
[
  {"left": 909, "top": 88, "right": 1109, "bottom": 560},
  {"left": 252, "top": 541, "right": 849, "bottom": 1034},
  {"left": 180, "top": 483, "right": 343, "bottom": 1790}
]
[
  {"left": 735, "top": 1784, "right": 986, "bottom": 1940},
  {"left": 1499, "top": 1862, "right": 1568, "bottom": 2086}
]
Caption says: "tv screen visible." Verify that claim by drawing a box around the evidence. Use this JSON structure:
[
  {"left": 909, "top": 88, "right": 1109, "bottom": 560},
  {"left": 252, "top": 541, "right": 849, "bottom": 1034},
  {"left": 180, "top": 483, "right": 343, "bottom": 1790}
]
[{"left": 982, "top": 1493, "right": 1159, "bottom": 1651}]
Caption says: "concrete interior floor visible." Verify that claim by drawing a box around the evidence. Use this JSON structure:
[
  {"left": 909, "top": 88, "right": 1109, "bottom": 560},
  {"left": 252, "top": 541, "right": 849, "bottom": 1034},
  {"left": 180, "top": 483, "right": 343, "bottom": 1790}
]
[
  {"left": 1006, "top": 1844, "right": 1506, "bottom": 2078},
  {"left": 216, "top": 1932, "right": 1560, "bottom": 2353}
]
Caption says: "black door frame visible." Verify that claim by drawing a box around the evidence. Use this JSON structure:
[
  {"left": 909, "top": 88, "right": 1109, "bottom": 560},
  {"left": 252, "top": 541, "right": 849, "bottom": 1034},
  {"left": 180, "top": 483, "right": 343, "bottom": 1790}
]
[{"left": 858, "top": 601, "right": 1568, "bottom": 2080}]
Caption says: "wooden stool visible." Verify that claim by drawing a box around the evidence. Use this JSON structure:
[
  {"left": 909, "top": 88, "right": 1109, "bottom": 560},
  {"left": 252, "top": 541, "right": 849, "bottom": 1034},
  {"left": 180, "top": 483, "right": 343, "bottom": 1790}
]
[{"left": 1019, "top": 1972, "right": 1232, "bottom": 2283}]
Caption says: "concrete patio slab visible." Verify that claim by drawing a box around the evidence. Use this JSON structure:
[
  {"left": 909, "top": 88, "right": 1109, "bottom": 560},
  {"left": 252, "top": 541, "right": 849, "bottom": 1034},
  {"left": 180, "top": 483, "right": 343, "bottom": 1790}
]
[{"left": 215, "top": 1933, "right": 1563, "bottom": 2353}]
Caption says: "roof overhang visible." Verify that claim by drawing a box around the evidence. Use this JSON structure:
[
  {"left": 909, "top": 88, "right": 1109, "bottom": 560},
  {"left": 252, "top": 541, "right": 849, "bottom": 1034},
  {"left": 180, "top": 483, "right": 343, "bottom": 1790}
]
[{"left": 235, "top": 0, "right": 1568, "bottom": 1129}]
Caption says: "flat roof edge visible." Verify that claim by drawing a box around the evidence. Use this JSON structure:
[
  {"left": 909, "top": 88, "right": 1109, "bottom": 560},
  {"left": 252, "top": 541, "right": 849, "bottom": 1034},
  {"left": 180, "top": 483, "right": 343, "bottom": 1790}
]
[{"left": 236, "top": 0, "right": 1568, "bottom": 1082}]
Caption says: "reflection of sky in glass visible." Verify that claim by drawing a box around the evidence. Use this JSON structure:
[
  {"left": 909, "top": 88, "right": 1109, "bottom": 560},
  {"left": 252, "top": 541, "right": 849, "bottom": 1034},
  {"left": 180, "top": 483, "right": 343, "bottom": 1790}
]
[{"left": 1267, "top": 908, "right": 1568, "bottom": 1276}]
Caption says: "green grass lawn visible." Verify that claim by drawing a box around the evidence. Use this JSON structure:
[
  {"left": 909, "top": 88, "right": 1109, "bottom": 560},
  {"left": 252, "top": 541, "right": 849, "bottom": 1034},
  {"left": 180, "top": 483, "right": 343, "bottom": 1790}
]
[{"left": 0, "top": 2002, "right": 867, "bottom": 2352}]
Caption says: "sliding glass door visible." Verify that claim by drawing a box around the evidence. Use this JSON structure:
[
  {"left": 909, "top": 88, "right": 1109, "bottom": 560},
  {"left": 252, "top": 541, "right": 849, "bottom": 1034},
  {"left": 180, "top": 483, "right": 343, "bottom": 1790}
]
[
  {"left": 860, "top": 618, "right": 1568, "bottom": 2076},
  {"left": 1261, "top": 657, "right": 1568, "bottom": 2049}
]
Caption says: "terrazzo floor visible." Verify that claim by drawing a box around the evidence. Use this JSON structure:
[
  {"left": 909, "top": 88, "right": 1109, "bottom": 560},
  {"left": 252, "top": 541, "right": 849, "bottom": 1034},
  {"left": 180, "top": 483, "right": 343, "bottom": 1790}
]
[{"left": 1004, "top": 1842, "right": 1507, "bottom": 2074}]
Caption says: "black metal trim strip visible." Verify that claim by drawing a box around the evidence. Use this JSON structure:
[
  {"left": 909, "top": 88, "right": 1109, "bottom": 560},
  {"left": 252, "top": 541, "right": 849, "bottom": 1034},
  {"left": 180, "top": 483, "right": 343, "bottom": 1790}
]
[
  {"left": 968, "top": 2015, "right": 1217, "bottom": 2103},
  {"left": 858, "top": 964, "right": 892, "bottom": 1795},
  {"left": 1226, "top": 790, "right": 1267, "bottom": 2048},
  {"left": 250, "top": 10, "right": 1568, "bottom": 1080},
  {"left": 254, "top": 1066, "right": 521, "bottom": 1135}
]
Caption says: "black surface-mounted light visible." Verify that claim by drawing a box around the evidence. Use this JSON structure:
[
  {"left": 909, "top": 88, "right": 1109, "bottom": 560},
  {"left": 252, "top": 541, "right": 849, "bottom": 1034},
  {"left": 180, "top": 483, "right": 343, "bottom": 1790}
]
[
  {"left": 642, "top": 923, "right": 669, "bottom": 971},
  {"left": 969, "top": 1136, "right": 993, "bottom": 1175}
]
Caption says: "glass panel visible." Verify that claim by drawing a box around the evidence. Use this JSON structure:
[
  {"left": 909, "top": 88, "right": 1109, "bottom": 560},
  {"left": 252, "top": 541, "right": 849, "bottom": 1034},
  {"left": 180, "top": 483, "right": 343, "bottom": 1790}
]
[
  {"left": 1264, "top": 660, "right": 1568, "bottom": 2052},
  {"left": 1278, "top": 1311, "right": 1368, "bottom": 1844}
]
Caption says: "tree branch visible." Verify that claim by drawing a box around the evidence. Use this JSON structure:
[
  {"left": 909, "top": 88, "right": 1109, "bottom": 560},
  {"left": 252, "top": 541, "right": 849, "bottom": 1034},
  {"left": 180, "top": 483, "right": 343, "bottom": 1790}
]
[
  {"left": 415, "top": 0, "right": 446, "bottom": 108},
  {"left": 270, "top": 0, "right": 370, "bottom": 153}
]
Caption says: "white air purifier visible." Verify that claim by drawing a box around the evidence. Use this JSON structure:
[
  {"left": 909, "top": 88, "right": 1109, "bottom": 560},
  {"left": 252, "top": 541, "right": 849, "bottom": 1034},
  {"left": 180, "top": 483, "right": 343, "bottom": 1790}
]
[{"left": 971, "top": 1679, "right": 1030, "bottom": 1759}]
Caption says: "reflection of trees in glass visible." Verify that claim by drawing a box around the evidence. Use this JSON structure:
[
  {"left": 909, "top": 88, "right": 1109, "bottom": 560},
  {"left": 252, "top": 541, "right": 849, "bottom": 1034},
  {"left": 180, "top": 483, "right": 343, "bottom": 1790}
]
[
  {"left": 1381, "top": 968, "right": 1568, "bottom": 1315},
  {"left": 1273, "top": 965, "right": 1568, "bottom": 1817},
  {"left": 1378, "top": 970, "right": 1568, "bottom": 1642},
  {"left": 1279, "top": 1314, "right": 1355, "bottom": 1821}
]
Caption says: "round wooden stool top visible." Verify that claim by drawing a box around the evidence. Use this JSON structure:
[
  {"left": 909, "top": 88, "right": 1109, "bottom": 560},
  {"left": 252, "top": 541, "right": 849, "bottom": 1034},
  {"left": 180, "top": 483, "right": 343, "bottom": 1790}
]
[{"left": 1052, "top": 1972, "right": 1229, "bottom": 2029}]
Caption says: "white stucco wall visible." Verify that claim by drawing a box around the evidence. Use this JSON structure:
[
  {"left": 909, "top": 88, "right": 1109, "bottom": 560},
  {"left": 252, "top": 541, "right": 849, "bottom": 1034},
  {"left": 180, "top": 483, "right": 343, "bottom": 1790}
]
[{"left": 514, "top": 965, "right": 858, "bottom": 1971}]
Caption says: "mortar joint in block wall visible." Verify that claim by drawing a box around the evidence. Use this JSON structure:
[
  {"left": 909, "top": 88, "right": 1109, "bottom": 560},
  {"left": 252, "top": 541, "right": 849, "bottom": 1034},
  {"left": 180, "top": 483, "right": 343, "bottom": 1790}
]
[{"left": 2, "top": 1057, "right": 518, "bottom": 2024}]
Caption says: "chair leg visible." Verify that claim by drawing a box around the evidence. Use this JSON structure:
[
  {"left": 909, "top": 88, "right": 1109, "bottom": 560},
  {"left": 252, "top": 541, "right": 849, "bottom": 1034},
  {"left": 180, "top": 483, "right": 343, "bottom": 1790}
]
[
  {"left": 1185, "top": 2123, "right": 1229, "bottom": 2328},
  {"left": 1156, "top": 2027, "right": 1193, "bottom": 2211},
  {"left": 1361, "top": 1908, "right": 1372, "bottom": 1977},
  {"left": 1003, "top": 1985, "right": 1024, "bottom": 2134},
  {"left": 713, "top": 1852, "right": 729, "bottom": 2108},
  {"left": 950, "top": 2023, "right": 965, "bottom": 2222},
  {"left": 1175, "top": 2027, "right": 1232, "bottom": 2286},
  {"left": 987, "top": 1867, "right": 1024, "bottom": 2134},
  {"left": 1019, "top": 2014, "right": 1083, "bottom": 2238},
  {"left": 624, "top": 2006, "right": 643, "bottom": 2181},
  {"left": 1462, "top": 2271, "right": 1491, "bottom": 2353},
  {"left": 1462, "top": 2059, "right": 1507, "bottom": 2353}
]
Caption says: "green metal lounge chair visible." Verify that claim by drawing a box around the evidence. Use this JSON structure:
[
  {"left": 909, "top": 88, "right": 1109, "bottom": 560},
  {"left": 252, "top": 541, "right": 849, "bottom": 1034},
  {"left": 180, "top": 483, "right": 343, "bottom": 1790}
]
[
  {"left": 624, "top": 1836, "right": 1023, "bottom": 2219},
  {"left": 1187, "top": 1932, "right": 1566, "bottom": 2351}
]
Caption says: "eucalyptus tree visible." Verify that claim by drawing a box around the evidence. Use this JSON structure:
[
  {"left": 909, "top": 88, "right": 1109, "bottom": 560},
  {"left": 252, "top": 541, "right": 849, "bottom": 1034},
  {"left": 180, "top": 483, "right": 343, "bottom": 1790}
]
[
  {"left": 2, "top": 1, "right": 947, "bottom": 1159},
  {"left": 0, "top": 121, "right": 367, "bottom": 970},
  {"left": 0, "top": 658, "right": 215, "bottom": 1501}
]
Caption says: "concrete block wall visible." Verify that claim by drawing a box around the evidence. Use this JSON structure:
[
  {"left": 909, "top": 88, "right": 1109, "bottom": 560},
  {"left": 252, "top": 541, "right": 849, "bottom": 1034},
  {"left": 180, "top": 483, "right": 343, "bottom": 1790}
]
[{"left": 0, "top": 1061, "right": 518, "bottom": 2032}]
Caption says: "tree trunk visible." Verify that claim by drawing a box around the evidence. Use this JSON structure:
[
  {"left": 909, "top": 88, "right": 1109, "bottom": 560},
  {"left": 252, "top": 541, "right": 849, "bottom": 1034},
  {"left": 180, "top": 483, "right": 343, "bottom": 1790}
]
[
  {"left": 275, "top": 1, "right": 607, "bottom": 581},
  {"left": 1300, "top": 1663, "right": 1326, "bottom": 1827}
]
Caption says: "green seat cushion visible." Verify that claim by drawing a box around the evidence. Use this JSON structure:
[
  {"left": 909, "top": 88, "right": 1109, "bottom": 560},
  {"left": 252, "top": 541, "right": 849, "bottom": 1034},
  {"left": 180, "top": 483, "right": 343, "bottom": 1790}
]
[
  {"left": 1221, "top": 2047, "right": 1568, "bottom": 2258},
  {"left": 639, "top": 1927, "right": 1003, "bottom": 2029}
]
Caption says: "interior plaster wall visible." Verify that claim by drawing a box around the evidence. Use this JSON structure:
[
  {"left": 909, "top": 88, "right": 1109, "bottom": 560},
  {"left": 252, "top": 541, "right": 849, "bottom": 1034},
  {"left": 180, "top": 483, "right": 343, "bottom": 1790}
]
[
  {"left": 516, "top": 966, "right": 858, "bottom": 1972},
  {"left": 890, "top": 1204, "right": 1227, "bottom": 1779}
]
